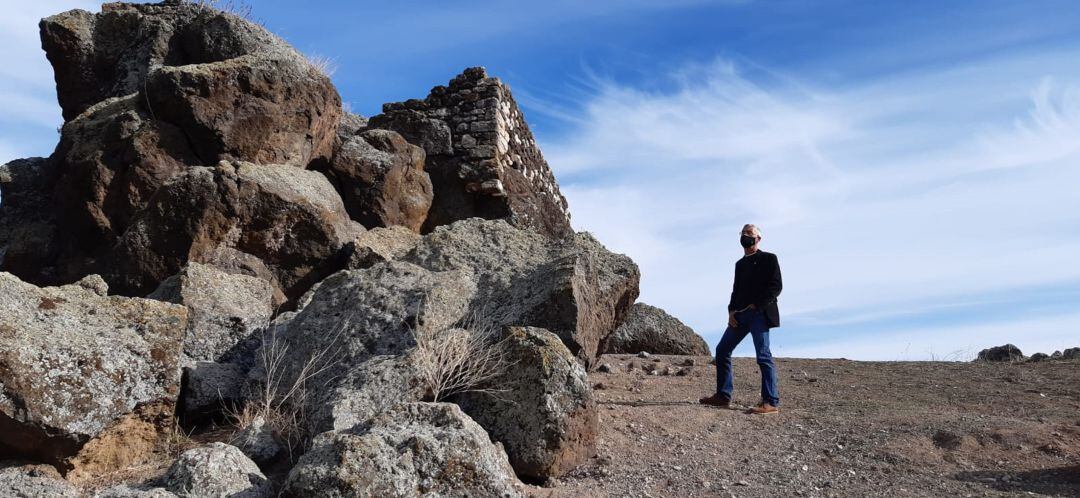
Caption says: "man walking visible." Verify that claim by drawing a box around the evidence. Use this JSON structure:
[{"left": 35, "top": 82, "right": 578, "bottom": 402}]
[{"left": 700, "top": 224, "right": 783, "bottom": 414}]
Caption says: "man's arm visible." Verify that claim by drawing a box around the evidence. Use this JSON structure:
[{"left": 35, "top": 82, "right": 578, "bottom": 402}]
[
  {"left": 755, "top": 254, "right": 782, "bottom": 309},
  {"left": 728, "top": 262, "right": 740, "bottom": 312}
]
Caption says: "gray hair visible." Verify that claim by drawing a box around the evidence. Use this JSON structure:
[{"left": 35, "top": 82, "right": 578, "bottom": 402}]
[{"left": 741, "top": 224, "right": 762, "bottom": 238}]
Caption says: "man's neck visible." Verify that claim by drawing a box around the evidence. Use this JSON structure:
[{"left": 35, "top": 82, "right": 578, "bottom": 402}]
[{"left": 743, "top": 247, "right": 759, "bottom": 257}]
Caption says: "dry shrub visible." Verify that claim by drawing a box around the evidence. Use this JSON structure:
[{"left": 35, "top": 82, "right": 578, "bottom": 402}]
[
  {"left": 305, "top": 53, "right": 338, "bottom": 78},
  {"left": 412, "top": 303, "right": 516, "bottom": 402},
  {"left": 226, "top": 320, "right": 347, "bottom": 459},
  {"left": 191, "top": 0, "right": 255, "bottom": 20}
]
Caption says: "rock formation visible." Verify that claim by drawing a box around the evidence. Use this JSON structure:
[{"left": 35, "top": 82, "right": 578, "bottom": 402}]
[
  {"left": 0, "top": 0, "right": 651, "bottom": 492},
  {"left": 602, "top": 302, "right": 710, "bottom": 355},
  {"left": 369, "top": 67, "right": 572, "bottom": 237},
  {"left": 976, "top": 344, "right": 1025, "bottom": 362},
  {"left": 0, "top": 273, "right": 186, "bottom": 476},
  {"left": 455, "top": 327, "right": 597, "bottom": 480},
  {"left": 282, "top": 403, "right": 523, "bottom": 497}
]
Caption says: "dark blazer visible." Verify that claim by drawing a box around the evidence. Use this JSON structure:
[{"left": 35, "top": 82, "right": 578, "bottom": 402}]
[{"left": 727, "top": 250, "right": 783, "bottom": 328}]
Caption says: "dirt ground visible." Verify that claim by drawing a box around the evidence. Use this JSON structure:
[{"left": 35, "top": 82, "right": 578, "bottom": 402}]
[{"left": 531, "top": 355, "right": 1080, "bottom": 498}]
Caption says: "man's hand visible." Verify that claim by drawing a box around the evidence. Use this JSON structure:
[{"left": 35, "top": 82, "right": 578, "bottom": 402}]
[{"left": 728, "top": 311, "right": 738, "bottom": 328}]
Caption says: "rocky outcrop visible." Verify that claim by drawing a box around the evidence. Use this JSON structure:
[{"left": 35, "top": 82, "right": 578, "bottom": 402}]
[
  {"left": 249, "top": 261, "right": 475, "bottom": 435},
  {"left": 318, "top": 129, "right": 433, "bottom": 232},
  {"left": 149, "top": 263, "right": 275, "bottom": 365},
  {"left": 282, "top": 403, "right": 522, "bottom": 498},
  {"left": 456, "top": 327, "right": 597, "bottom": 480},
  {"left": 602, "top": 303, "right": 710, "bottom": 355},
  {"left": 343, "top": 225, "right": 422, "bottom": 270},
  {"left": 0, "top": 462, "right": 79, "bottom": 498},
  {"left": 369, "top": 67, "right": 572, "bottom": 237},
  {"left": 0, "top": 273, "right": 186, "bottom": 475},
  {"left": 19, "top": 1, "right": 343, "bottom": 289},
  {"left": 164, "top": 443, "right": 271, "bottom": 498},
  {"left": 105, "top": 162, "right": 363, "bottom": 300},
  {"left": 404, "top": 218, "right": 640, "bottom": 368},
  {"left": 976, "top": 344, "right": 1025, "bottom": 362}
]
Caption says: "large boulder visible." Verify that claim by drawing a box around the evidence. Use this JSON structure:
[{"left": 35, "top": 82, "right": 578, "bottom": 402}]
[
  {"left": 105, "top": 162, "right": 363, "bottom": 300},
  {"left": 369, "top": 67, "right": 572, "bottom": 237},
  {"left": 404, "top": 218, "right": 640, "bottom": 368},
  {"left": 0, "top": 273, "right": 186, "bottom": 476},
  {"left": 317, "top": 129, "right": 433, "bottom": 232},
  {"left": 455, "top": 327, "right": 596, "bottom": 480},
  {"left": 164, "top": 443, "right": 271, "bottom": 498},
  {"left": 28, "top": 2, "right": 343, "bottom": 287},
  {"left": 0, "top": 462, "right": 79, "bottom": 498},
  {"left": 601, "top": 302, "right": 710, "bottom": 355},
  {"left": 0, "top": 158, "right": 61, "bottom": 284},
  {"left": 41, "top": 2, "right": 341, "bottom": 160},
  {"left": 248, "top": 261, "right": 475, "bottom": 436},
  {"left": 343, "top": 226, "right": 422, "bottom": 270},
  {"left": 282, "top": 403, "right": 522, "bottom": 498},
  {"left": 976, "top": 344, "right": 1025, "bottom": 362},
  {"left": 149, "top": 262, "right": 275, "bottom": 365}
]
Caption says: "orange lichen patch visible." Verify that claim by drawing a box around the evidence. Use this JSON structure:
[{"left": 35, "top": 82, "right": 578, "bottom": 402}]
[
  {"left": 65, "top": 403, "right": 174, "bottom": 483},
  {"left": 38, "top": 297, "right": 66, "bottom": 310}
]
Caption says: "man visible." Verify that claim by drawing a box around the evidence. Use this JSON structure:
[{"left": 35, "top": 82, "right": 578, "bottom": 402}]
[{"left": 699, "top": 224, "right": 783, "bottom": 414}]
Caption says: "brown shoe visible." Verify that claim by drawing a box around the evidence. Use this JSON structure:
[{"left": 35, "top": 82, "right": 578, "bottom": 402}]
[
  {"left": 698, "top": 394, "right": 731, "bottom": 408},
  {"left": 748, "top": 402, "right": 779, "bottom": 415}
]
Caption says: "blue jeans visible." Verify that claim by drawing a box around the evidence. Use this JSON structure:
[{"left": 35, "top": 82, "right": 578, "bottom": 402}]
[{"left": 715, "top": 308, "right": 779, "bottom": 406}]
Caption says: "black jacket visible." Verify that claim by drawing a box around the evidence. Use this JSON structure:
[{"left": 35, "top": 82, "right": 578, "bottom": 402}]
[{"left": 728, "top": 250, "right": 783, "bottom": 328}]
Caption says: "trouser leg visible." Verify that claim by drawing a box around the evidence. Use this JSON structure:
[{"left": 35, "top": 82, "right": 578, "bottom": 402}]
[
  {"left": 715, "top": 324, "right": 748, "bottom": 399},
  {"left": 750, "top": 317, "right": 779, "bottom": 406}
]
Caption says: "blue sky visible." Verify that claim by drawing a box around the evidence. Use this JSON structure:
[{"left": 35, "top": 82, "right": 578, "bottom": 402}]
[{"left": 3, "top": 0, "right": 1079, "bottom": 359}]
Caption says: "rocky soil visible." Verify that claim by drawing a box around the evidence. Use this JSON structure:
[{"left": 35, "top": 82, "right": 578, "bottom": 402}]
[{"left": 531, "top": 355, "right": 1080, "bottom": 497}]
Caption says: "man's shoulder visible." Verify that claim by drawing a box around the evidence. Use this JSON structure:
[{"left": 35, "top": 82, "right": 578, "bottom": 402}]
[{"left": 759, "top": 250, "right": 779, "bottom": 262}]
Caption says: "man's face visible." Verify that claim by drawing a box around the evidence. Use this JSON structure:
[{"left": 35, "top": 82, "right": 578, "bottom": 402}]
[{"left": 741, "top": 229, "right": 759, "bottom": 243}]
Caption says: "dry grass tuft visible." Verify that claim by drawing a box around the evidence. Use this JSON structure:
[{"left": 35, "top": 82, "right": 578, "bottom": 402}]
[
  {"left": 305, "top": 53, "right": 338, "bottom": 78},
  {"left": 412, "top": 302, "right": 516, "bottom": 402}
]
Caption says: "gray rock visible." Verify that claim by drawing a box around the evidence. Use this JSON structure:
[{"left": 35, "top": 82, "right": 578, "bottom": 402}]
[
  {"left": 165, "top": 443, "right": 270, "bottom": 498},
  {"left": 230, "top": 417, "right": 283, "bottom": 465},
  {"left": 149, "top": 263, "right": 275, "bottom": 366},
  {"left": 456, "top": 327, "right": 597, "bottom": 480},
  {"left": 1062, "top": 347, "right": 1080, "bottom": 360},
  {"left": 249, "top": 261, "right": 475, "bottom": 435},
  {"left": 105, "top": 162, "right": 364, "bottom": 301},
  {"left": 603, "top": 303, "right": 710, "bottom": 355},
  {"left": 95, "top": 484, "right": 178, "bottom": 497},
  {"left": 344, "top": 226, "right": 422, "bottom": 270},
  {"left": 976, "top": 344, "right": 1025, "bottom": 362},
  {"left": 0, "top": 463, "right": 78, "bottom": 498},
  {"left": 1051, "top": 350, "right": 1063, "bottom": 359},
  {"left": 179, "top": 362, "right": 247, "bottom": 425},
  {"left": 282, "top": 403, "right": 521, "bottom": 498},
  {"left": 0, "top": 272, "right": 186, "bottom": 476},
  {"left": 597, "top": 363, "right": 613, "bottom": 373},
  {"left": 404, "top": 218, "right": 640, "bottom": 368},
  {"left": 1028, "top": 352, "right": 1050, "bottom": 362},
  {"left": 369, "top": 67, "right": 572, "bottom": 238}
]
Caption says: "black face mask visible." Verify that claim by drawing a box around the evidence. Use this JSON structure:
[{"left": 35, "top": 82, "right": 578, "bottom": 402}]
[{"left": 740, "top": 235, "right": 757, "bottom": 248}]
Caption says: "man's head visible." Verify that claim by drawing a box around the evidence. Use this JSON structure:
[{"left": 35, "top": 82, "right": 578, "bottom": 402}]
[{"left": 740, "top": 224, "right": 761, "bottom": 250}]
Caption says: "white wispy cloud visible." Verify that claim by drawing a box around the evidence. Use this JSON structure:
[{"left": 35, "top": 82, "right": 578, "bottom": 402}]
[{"left": 537, "top": 47, "right": 1080, "bottom": 359}]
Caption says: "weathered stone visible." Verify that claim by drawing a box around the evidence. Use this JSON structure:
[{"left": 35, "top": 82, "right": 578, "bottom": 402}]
[
  {"left": 0, "top": 158, "right": 61, "bottom": 285},
  {"left": 1062, "top": 347, "right": 1080, "bottom": 360},
  {"left": 602, "top": 303, "right": 710, "bottom": 355},
  {"left": 231, "top": 417, "right": 283, "bottom": 465},
  {"left": 976, "top": 344, "right": 1025, "bottom": 362},
  {"left": 149, "top": 262, "right": 274, "bottom": 365},
  {"left": 249, "top": 261, "right": 475, "bottom": 435},
  {"left": 344, "top": 225, "right": 422, "bottom": 270},
  {"left": 369, "top": 67, "right": 572, "bottom": 237},
  {"left": 456, "top": 327, "right": 597, "bottom": 480},
  {"left": 0, "top": 273, "right": 186, "bottom": 476},
  {"left": 404, "top": 218, "right": 640, "bottom": 367},
  {"left": 282, "top": 403, "right": 521, "bottom": 498},
  {"left": 319, "top": 129, "right": 433, "bottom": 232},
  {"left": 0, "top": 462, "right": 78, "bottom": 498},
  {"left": 1028, "top": 352, "right": 1050, "bottom": 362},
  {"left": 96, "top": 484, "right": 178, "bottom": 497},
  {"left": 178, "top": 362, "right": 246, "bottom": 426},
  {"left": 105, "top": 162, "right": 363, "bottom": 301},
  {"left": 165, "top": 443, "right": 270, "bottom": 498}
]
